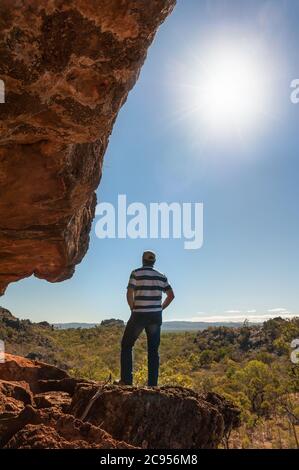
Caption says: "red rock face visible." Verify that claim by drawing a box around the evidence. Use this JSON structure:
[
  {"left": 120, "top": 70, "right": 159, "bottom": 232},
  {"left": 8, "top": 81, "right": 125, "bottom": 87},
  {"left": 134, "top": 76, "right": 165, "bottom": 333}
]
[
  {"left": 0, "top": 379, "right": 33, "bottom": 418},
  {"left": 70, "top": 384, "right": 241, "bottom": 449},
  {"left": 0, "top": 0, "right": 176, "bottom": 294},
  {"left": 4, "top": 422, "right": 135, "bottom": 449},
  {"left": 0, "top": 353, "right": 241, "bottom": 449},
  {"left": 0, "top": 353, "right": 68, "bottom": 393}
]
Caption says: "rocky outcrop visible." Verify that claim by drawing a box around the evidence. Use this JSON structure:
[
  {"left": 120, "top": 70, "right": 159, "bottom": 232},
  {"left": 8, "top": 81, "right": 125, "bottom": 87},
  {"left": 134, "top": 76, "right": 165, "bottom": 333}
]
[
  {"left": 34, "top": 391, "right": 71, "bottom": 413},
  {"left": 0, "top": 307, "right": 72, "bottom": 369},
  {"left": 3, "top": 408, "right": 136, "bottom": 449},
  {"left": 0, "top": 0, "right": 176, "bottom": 294},
  {"left": 0, "top": 354, "right": 241, "bottom": 449},
  {"left": 70, "top": 384, "right": 240, "bottom": 449},
  {"left": 0, "top": 353, "right": 68, "bottom": 393},
  {"left": 0, "top": 379, "right": 33, "bottom": 419},
  {"left": 1, "top": 404, "right": 136, "bottom": 449},
  {"left": 5, "top": 422, "right": 135, "bottom": 449}
]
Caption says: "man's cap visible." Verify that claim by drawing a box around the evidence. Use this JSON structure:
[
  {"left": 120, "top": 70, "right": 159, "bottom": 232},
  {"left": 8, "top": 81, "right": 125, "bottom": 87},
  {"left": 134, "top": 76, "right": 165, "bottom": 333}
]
[{"left": 142, "top": 250, "right": 156, "bottom": 263}]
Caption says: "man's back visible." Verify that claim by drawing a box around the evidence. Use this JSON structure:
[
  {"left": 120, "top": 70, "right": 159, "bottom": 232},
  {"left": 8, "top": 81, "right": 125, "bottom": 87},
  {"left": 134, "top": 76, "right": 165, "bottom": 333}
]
[
  {"left": 128, "top": 266, "right": 171, "bottom": 314},
  {"left": 121, "top": 251, "right": 174, "bottom": 386}
]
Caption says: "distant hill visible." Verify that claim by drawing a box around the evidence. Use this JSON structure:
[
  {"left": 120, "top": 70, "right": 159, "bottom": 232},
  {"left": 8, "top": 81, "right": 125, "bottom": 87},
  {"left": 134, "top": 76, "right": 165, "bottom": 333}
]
[
  {"left": 162, "top": 321, "right": 251, "bottom": 331},
  {"left": 54, "top": 322, "right": 99, "bottom": 329},
  {"left": 54, "top": 319, "right": 124, "bottom": 329},
  {"left": 53, "top": 320, "right": 252, "bottom": 331}
]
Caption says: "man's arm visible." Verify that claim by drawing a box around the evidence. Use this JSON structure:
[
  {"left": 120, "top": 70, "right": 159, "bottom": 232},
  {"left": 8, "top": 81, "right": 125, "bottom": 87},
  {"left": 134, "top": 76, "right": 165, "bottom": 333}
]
[
  {"left": 127, "top": 287, "right": 135, "bottom": 311},
  {"left": 162, "top": 288, "right": 175, "bottom": 311},
  {"left": 126, "top": 270, "right": 136, "bottom": 311}
]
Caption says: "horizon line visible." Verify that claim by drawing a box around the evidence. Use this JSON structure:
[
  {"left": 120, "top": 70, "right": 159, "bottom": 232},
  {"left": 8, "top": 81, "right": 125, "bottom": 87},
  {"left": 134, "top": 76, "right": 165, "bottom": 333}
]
[{"left": 52, "top": 315, "right": 299, "bottom": 325}]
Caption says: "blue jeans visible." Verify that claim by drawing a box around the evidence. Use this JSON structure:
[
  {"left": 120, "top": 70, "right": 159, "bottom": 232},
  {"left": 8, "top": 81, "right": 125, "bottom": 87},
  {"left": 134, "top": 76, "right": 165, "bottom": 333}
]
[{"left": 121, "top": 311, "right": 162, "bottom": 386}]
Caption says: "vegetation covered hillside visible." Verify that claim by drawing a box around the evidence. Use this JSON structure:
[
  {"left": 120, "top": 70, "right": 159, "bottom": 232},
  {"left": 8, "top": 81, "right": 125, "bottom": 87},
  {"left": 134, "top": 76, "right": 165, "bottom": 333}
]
[{"left": 1, "top": 307, "right": 298, "bottom": 448}]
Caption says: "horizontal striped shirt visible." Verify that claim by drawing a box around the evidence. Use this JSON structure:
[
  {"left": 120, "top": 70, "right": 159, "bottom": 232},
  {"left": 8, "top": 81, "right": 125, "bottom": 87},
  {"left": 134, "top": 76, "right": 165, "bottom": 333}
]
[{"left": 127, "top": 266, "right": 172, "bottom": 313}]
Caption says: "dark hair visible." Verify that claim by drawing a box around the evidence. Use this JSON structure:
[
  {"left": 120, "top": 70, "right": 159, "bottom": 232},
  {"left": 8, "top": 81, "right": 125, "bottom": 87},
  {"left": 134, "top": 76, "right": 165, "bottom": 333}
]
[{"left": 143, "top": 259, "right": 155, "bottom": 267}]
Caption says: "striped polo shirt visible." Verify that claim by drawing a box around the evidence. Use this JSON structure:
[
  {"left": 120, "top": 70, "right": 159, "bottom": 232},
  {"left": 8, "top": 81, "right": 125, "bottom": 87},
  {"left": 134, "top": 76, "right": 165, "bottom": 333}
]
[{"left": 127, "top": 266, "right": 172, "bottom": 313}]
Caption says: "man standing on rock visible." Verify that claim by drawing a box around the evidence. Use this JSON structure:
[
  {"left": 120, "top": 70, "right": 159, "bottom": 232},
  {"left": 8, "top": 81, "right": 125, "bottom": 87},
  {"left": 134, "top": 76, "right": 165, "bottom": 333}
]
[{"left": 120, "top": 250, "right": 175, "bottom": 386}]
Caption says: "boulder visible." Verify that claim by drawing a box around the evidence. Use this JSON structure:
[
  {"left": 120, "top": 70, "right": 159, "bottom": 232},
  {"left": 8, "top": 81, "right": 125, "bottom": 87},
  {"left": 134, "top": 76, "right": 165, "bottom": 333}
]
[
  {"left": 0, "top": 380, "right": 32, "bottom": 405},
  {"left": 3, "top": 406, "right": 136, "bottom": 449},
  {"left": 5, "top": 424, "right": 82, "bottom": 449},
  {"left": 34, "top": 391, "right": 71, "bottom": 413},
  {"left": 0, "top": 353, "right": 69, "bottom": 392},
  {"left": 70, "top": 384, "right": 241, "bottom": 449},
  {"left": 37, "top": 377, "right": 96, "bottom": 395},
  {"left": 0, "top": 354, "right": 241, "bottom": 449},
  {"left": 0, "top": 380, "right": 33, "bottom": 420}
]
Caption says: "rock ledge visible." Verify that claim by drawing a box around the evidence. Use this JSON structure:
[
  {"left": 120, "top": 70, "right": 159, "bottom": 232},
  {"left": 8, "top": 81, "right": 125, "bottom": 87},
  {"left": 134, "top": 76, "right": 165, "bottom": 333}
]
[{"left": 0, "top": 353, "right": 240, "bottom": 449}]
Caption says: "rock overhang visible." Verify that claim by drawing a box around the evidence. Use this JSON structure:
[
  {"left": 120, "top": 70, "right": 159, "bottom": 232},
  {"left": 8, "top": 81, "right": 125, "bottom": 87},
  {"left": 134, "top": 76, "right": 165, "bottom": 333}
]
[{"left": 0, "top": 0, "right": 176, "bottom": 294}]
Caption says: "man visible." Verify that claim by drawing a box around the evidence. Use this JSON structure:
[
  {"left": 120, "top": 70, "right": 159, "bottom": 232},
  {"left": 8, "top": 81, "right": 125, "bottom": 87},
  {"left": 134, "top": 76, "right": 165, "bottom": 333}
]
[{"left": 120, "top": 250, "right": 174, "bottom": 386}]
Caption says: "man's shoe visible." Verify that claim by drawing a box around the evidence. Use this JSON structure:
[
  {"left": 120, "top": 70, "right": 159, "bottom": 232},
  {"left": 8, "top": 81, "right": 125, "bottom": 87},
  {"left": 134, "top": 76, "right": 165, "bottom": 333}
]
[{"left": 113, "top": 379, "right": 128, "bottom": 386}]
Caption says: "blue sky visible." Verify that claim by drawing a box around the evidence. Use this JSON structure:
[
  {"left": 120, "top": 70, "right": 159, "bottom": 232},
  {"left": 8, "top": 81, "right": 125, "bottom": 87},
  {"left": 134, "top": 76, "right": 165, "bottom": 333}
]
[{"left": 2, "top": 0, "right": 299, "bottom": 323}]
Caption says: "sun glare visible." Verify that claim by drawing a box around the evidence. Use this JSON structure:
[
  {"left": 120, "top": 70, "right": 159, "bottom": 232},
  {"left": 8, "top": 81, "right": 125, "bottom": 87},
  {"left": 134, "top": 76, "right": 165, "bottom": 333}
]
[
  {"left": 198, "top": 51, "right": 262, "bottom": 130},
  {"left": 179, "top": 39, "right": 270, "bottom": 140}
]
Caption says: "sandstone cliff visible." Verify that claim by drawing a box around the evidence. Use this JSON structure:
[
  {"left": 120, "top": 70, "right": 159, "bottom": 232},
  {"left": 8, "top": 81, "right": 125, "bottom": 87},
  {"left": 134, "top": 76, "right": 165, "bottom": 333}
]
[
  {"left": 0, "top": 0, "right": 176, "bottom": 294},
  {"left": 0, "top": 354, "right": 241, "bottom": 449}
]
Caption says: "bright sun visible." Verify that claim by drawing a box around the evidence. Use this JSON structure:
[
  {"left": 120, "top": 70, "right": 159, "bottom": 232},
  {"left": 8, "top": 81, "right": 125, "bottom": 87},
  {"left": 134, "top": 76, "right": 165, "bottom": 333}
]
[
  {"left": 198, "top": 51, "right": 262, "bottom": 131},
  {"left": 180, "top": 39, "right": 269, "bottom": 140}
]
